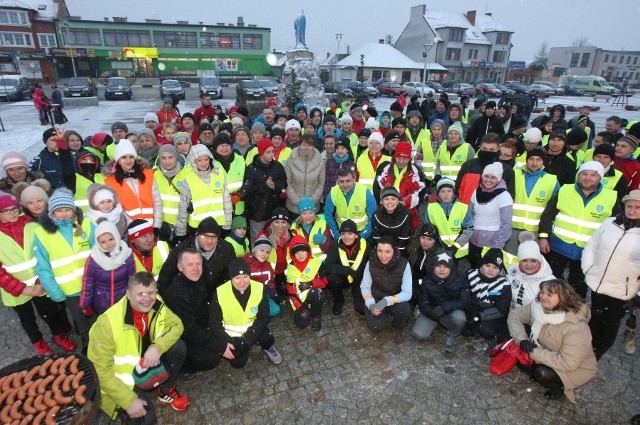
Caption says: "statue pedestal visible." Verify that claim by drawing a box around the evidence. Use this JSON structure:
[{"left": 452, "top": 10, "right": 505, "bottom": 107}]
[{"left": 279, "top": 48, "right": 327, "bottom": 109}]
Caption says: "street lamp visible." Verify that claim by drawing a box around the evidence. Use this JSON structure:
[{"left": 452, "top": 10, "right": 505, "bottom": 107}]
[
  {"left": 335, "top": 33, "right": 343, "bottom": 81},
  {"left": 62, "top": 21, "right": 77, "bottom": 77},
  {"left": 422, "top": 42, "right": 434, "bottom": 85}
]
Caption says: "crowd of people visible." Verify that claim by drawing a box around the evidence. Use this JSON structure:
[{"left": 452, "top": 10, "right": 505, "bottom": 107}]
[{"left": 2, "top": 90, "right": 640, "bottom": 422}]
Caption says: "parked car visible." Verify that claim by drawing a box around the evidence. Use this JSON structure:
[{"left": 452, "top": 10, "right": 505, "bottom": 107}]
[
  {"left": 528, "top": 83, "right": 555, "bottom": 97},
  {"left": 559, "top": 84, "right": 585, "bottom": 96},
  {"left": 159, "top": 79, "right": 185, "bottom": 100},
  {"left": 323, "top": 81, "right": 353, "bottom": 96},
  {"left": 0, "top": 75, "right": 33, "bottom": 101},
  {"left": 104, "top": 77, "right": 132, "bottom": 100},
  {"left": 64, "top": 77, "right": 98, "bottom": 98},
  {"left": 370, "top": 78, "right": 389, "bottom": 88},
  {"left": 493, "top": 83, "right": 515, "bottom": 97},
  {"left": 256, "top": 79, "right": 279, "bottom": 97},
  {"left": 474, "top": 83, "right": 502, "bottom": 97},
  {"left": 236, "top": 79, "right": 265, "bottom": 102},
  {"left": 401, "top": 82, "right": 435, "bottom": 97},
  {"left": 425, "top": 81, "right": 445, "bottom": 93},
  {"left": 199, "top": 76, "right": 223, "bottom": 98},
  {"left": 377, "top": 82, "right": 406, "bottom": 97},
  {"left": 504, "top": 82, "right": 531, "bottom": 94},
  {"left": 452, "top": 83, "right": 475, "bottom": 97},
  {"left": 533, "top": 81, "right": 565, "bottom": 95},
  {"left": 345, "top": 81, "right": 378, "bottom": 98}
]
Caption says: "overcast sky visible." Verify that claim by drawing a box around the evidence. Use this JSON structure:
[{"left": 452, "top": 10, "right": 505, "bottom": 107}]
[{"left": 65, "top": 0, "right": 639, "bottom": 60}]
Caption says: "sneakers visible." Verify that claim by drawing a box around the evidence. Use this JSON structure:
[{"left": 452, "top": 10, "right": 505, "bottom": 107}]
[
  {"left": 332, "top": 302, "right": 344, "bottom": 316},
  {"left": 444, "top": 334, "right": 456, "bottom": 353},
  {"left": 34, "top": 339, "right": 53, "bottom": 355},
  {"left": 53, "top": 334, "right": 77, "bottom": 352},
  {"left": 263, "top": 345, "right": 283, "bottom": 365},
  {"left": 393, "top": 330, "right": 405, "bottom": 344},
  {"left": 624, "top": 327, "right": 636, "bottom": 355},
  {"left": 311, "top": 317, "right": 322, "bottom": 332},
  {"left": 157, "top": 385, "right": 190, "bottom": 411}
]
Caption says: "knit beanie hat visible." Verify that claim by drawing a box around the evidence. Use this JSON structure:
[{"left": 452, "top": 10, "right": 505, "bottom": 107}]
[
  {"left": 335, "top": 136, "right": 351, "bottom": 150},
  {"left": 127, "top": 219, "right": 154, "bottom": 240},
  {"left": 144, "top": 112, "right": 159, "bottom": 123},
  {"left": 365, "top": 117, "right": 377, "bottom": 130},
  {"left": 368, "top": 132, "right": 384, "bottom": 145},
  {"left": 1, "top": 151, "right": 27, "bottom": 171},
  {"left": 213, "top": 132, "right": 232, "bottom": 148},
  {"left": 19, "top": 184, "right": 49, "bottom": 206},
  {"left": 182, "top": 112, "right": 195, "bottom": 123},
  {"left": 436, "top": 177, "right": 455, "bottom": 194},
  {"left": 298, "top": 197, "right": 316, "bottom": 214},
  {"left": 431, "top": 249, "right": 454, "bottom": 270},
  {"left": 114, "top": 139, "right": 138, "bottom": 163},
  {"left": 482, "top": 162, "right": 503, "bottom": 180},
  {"left": 480, "top": 248, "right": 505, "bottom": 270},
  {"left": 380, "top": 186, "right": 400, "bottom": 199},
  {"left": 285, "top": 119, "right": 301, "bottom": 131},
  {"left": 197, "top": 217, "right": 222, "bottom": 236},
  {"left": 93, "top": 188, "right": 114, "bottom": 205},
  {"left": 47, "top": 188, "right": 75, "bottom": 216},
  {"left": 523, "top": 127, "right": 542, "bottom": 144},
  {"left": 199, "top": 123, "right": 215, "bottom": 135},
  {"left": 618, "top": 135, "right": 639, "bottom": 151},
  {"left": 234, "top": 126, "right": 250, "bottom": 139},
  {"left": 90, "top": 132, "right": 113, "bottom": 148},
  {"left": 340, "top": 219, "right": 358, "bottom": 234},
  {"left": 137, "top": 128, "right": 156, "bottom": 141},
  {"left": 393, "top": 141, "right": 412, "bottom": 158},
  {"left": 0, "top": 193, "right": 19, "bottom": 211},
  {"left": 111, "top": 122, "right": 128, "bottom": 133},
  {"left": 390, "top": 102, "right": 403, "bottom": 112},
  {"left": 430, "top": 119, "right": 446, "bottom": 131},
  {"left": 231, "top": 216, "right": 247, "bottom": 231},
  {"left": 173, "top": 132, "right": 190, "bottom": 144},
  {"left": 289, "top": 235, "right": 310, "bottom": 256},
  {"left": 271, "top": 207, "right": 290, "bottom": 222},
  {"left": 593, "top": 143, "right": 615, "bottom": 160},
  {"left": 517, "top": 231, "right": 542, "bottom": 262},
  {"left": 231, "top": 117, "right": 244, "bottom": 127},
  {"left": 340, "top": 114, "right": 353, "bottom": 124},
  {"left": 187, "top": 144, "right": 213, "bottom": 165},
  {"left": 270, "top": 127, "right": 285, "bottom": 138},
  {"left": 257, "top": 138, "right": 274, "bottom": 156},
  {"left": 323, "top": 115, "right": 337, "bottom": 125},
  {"left": 158, "top": 144, "right": 179, "bottom": 159},
  {"left": 447, "top": 122, "right": 464, "bottom": 137},
  {"left": 236, "top": 105, "right": 249, "bottom": 117},
  {"left": 577, "top": 160, "right": 604, "bottom": 179},
  {"left": 42, "top": 127, "right": 57, "bottom": 143},
  {"left": 251, "top": 122, "right": 266, "bottom": 135},
  {"left": 228, "top": 258, "right": 250, "bottom": 279},
  {"left": 392, "top": 117, "right": 407, "bottom": 128},
  {"left": 253, "top": 234, "right": 272, "bottom": 252},
  {"left": 418, "top": 223, "right": 439, "bottom": 239},
  {"left": 566, "top": 128, "right": 588, "bottom": 146},
  {"left": 407, "top": 110, "right": 422, "bottom": 120},
  {"left": 526, "top": 148, "right": 548, "bottom": 162},
  {"left": 384, "top": 130, "right": 401, "bottom": 144}
]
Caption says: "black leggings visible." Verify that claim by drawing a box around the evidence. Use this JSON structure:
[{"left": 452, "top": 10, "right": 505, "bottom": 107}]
[
  {"left": 327, "top": 274, "right": 365, "bottom": 314},
  {"left": 12, "top": 296, "right": 70, "bottom": 343},
  {"left": 545, "top": 251, "right": 586, "bottom": 298},
  {"left": 589, "top": 291, "right": 628, "bottom": 360}
]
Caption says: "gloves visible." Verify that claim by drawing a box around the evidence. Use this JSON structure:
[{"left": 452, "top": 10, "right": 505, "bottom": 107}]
[
  {"left": 230, "top": 193, "right": 242, "bottom": 205},
  {"left": 298, "top": 282, "right": 310, "bottom": 292},
  {"left": 158, "top": 222, "right": 174, "bottom": 242},
  {"left": 375, "top": 298, "right": 388, "bottom": 312},
  {"left": 312, "top": 233, "right": 327, "bottom": 245},
  {"left": 520, "top": 340, "right": 537, "bottom": 354},
  {"left": 81, "top": 307, "right": 94, "bottom": 318}
]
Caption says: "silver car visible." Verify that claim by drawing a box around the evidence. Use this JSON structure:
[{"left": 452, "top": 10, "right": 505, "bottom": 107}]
[{"left": 159, "top": 79, "right": 185, "bottom": 100}]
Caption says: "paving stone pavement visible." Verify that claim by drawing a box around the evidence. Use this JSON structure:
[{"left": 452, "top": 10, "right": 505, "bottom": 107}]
[{"left": 1, "top": 294, "right": 638, "bottom": 425}]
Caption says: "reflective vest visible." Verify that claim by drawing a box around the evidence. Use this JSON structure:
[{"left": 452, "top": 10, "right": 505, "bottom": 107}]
[
  {"left": 34, "top": 220, "right": 92, "bottom": 296},
  {"left": 436, "top": 143, "right": 472, "bottom": 178},
  {"left": 412, "top": 131, "right": 436, "bottom": 179},
  {"left": 245, "top": 147, "right": 258, "bottom": 168},
  {"left": 584, "top": 148, "right": 594, "bottom": 162},
  {"left": 514, "top": 152, "right": 527, "bottom": 169},
  {"left": 405, "top": 128, "right": 430, "bottom": 149},
  {"left": 512, "top": 169, "right": 558, "bottom": 231},
  {"left": 286, "top": 257, "right": 322, "bottom": 305},
  {"left": 480, "top": 246, "right": 518, "bottom": 268},
  {"left": 601, "top": 169, "right": 623, "bottom": 191},
  {"left": 225, "top": 236, "right": 250, "bottom": 257},
  {"left": 75, "top": 174, "right": 104, "bottom": 212},
  {"left": 275, "top": 147, "right": 292, "bottom": 166},
  {"left": 330, "top": 183, "right": 369, "bottom": 231},
  {"left": 85, "top": 146, "right": 106, "bottom": 164},
  {"left": 133, "top": 242, "right": 169, "bottom": 279},
  {"left": 153, "top": 170, "right": 180, "bottom": 226},
  {"left": 427, "top": 201, "right": 469, "bottom": 258},
  {"left": 185, "top": 170, "right": 226, "bottom": 227},
  {"left": 291, "top": 220, "right": 328, "bottom": 261},
  {"left": 567, "top": 150, "right": 585, "bottom": 169},
  {"left": 216, "top": 154, "right": 246, "bottom": 216},
  {"left": 216, "top": 280, "right": 263, "bottom": 337},
  {"left": 105, "top": 168, "right": 155, "bottom": 223},
  {"left": 356, "top": 151, "right": 389, "bottom": 191},
  {"left": 552, "top": 184, "right": 617, "bottom": 248},
  {"left": 0, "top": 223, "right": 38, "bottom": 307},
  {"left": 337, "top": 238, "right": 367, "bottom": 284}
]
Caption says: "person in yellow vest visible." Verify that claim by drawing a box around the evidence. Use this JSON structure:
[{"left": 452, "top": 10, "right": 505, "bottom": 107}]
[
  {"left": 176, "top": 145, "right": 232, "bottom": 238},
  {"left": 154, "top": 145, "right": 182, "bottom": 245},
  {"left": 34, "top": 188, "right": 92, "bottom": 351},
  {"left": 405, "top": 110, "right": 430, "bottom": 150},
  {"left": 435, "top": 122, "right": 475, "bottom": 179},
  {"left": 504, "top": 148, "right": 560, "bottom": 256},
  {"left": 323, "top": 219, "right": 372, "bottom": 315},
  {"left": 225, "top": 216, "right": 250, "bottom": 257},
  {"left": 356, "top": 132, "right": 390, "bottom": 192},
  {"left": 85, "top": 132, "right": 113, "bottom": 165},
  {"left": 592, "top": 143, "right": 628, "bottom": 203},
  {"left": 515, "top": 127, "right": 544, "bottom": 169},
  {"left": 286, "top": 235, "right": 328, "bottom": 331},
  {"left": 538, "top": 161, "right": 620, "bottom": 298},
  {"left": 213, "top": 132, "right": 246, "bottom": 216},
  {"left": 291, "top": 197, "right": 332, "bottom": 261},
  {"left": 270, "top": 127, "right": 292, "bottom": 166},
  {"left": 584, "top": 131, "right": 614, "bottom": 162},
  {"left": 210, "top": 258, "right": 283, "bottom": 368},
  {"left": 88, "top": 271, "right": 190, "bottom": 422},
  {"left": 565, "top": 128, "right": 587, "bottom": 169},
  {"left": 338, "top": 114, "right": 358, "bottom": 148},
  {"left": 128, "top": 219, "right": 170, "bottom": 280},
  {"left": 0, "top": 193, "right": 75, "bottom": 355},
  {"left": 74, "top": 152, "right": 104, "bottom": 212}
]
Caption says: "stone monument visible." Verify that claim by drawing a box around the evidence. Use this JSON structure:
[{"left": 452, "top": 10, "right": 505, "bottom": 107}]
[{"left": 279, "top": 10, "right": 326, "bottom": 109}]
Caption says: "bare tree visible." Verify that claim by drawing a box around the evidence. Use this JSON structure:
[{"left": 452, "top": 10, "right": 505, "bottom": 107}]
[
  {"left": 571, "top": 36, "right": 591, "bottom": 47},
  {"left": 534, "top": 40, "right": 549, "bottom": 65},
  {"left": 384, "top": 34, "right": 394, "bottom": 45}
]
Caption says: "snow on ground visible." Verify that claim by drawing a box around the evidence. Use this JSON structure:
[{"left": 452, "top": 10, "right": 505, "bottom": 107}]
[{"left": 0, "top": 94, "right": 639, "bottom": 178}]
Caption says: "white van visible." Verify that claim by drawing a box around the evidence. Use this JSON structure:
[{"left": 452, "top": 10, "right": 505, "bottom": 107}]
[{"left": 558, "top": 75, "right": 617, "bottom": 95}]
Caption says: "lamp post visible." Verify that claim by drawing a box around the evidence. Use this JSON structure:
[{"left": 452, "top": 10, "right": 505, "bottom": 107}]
[
  {"left": 422, "top": 42, "right": 434, "bottom": 85},
  {"left": 62, "top": 22, "right": 77, "bottom": 77},
  {"left": 335, "top": 33, "right": 343, "bottom": 81}
]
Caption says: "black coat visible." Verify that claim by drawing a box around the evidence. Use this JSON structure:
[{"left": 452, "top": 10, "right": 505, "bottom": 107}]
[
  {"left": 465, "top": 114, "right": 505, "bottom": 148},
  {"left": 418, "top": 264, "right": 471, "bottom": 321},
  {"left": 371, "top": 205, "right": 412, "bottom": 253},
  {"left": 240, "top": 156, "right": 287, "bottom": 222},
  {"left": 324, "top": 238, "right": 372, "bottom": 280}
]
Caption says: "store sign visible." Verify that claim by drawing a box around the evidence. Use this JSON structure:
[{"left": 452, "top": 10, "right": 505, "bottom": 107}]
[
  {"left": 123, "top": 47, "right": 159, "bottom": 59},
  {"left": 214, "top": 58, "right": 238, "bottom": 71},
  {"left": 508, "top": 61, "right": 526, "bottom": 69}
]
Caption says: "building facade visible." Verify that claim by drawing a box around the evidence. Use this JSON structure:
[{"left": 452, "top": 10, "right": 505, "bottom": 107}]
[
  {"left": 549, "top": 46, "right": 640, "bottom": 85},
  {"left": 395, "top": 5, "right": 513, "bottom": 83}
]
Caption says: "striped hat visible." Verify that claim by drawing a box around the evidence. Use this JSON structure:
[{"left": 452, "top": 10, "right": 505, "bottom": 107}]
[
  {"left": 47, "top": 189, "right": 76, "bottom": 216},
  {"left": 127, "top": 219, "right": 154, "bottom": 240}
]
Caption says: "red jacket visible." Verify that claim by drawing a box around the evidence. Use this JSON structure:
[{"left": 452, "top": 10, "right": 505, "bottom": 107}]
[
  {"left": 243, "top": 253, "right": 277, "bottom": 298},
  {"left": 194, "top": 105, "right": 216, "bottom": 124},
  {"left": 614, "top": 157, "right": 640, "bottom": 190},
  {"left": 155, "top": 107, "right": 182, "bottom": 129}
]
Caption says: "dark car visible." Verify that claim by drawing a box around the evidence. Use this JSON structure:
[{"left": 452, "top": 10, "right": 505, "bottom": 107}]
[
  {"left": 377, "top": 82, "right": 406, "bottom": 97},
  {"left": 256, "top": 79, "right": 279, "bottom": 97},
  {"left": 236, "top": 80, "right": 265, "bottom": 103},
  {"left": 452, "top": 83, "right": 475, "bottom": 97},
  {"left": 504, "top": 82, "right": 531, "bottom": 94},
  {"left": 159, "top": 79, "right": 185, "bottom": 100},
  {"left": 323, "top": 81, "right": 353, "bottom": 96},
  {"left": 0, "top": 76, "right": 33, "bottom": 101},
  {"left": 370, "top": 78, "right": 389, "bottom": 88},
  {"left": 346, "top": 81, "right": 378, "bottom": 98},
  {"left": 199, "top": 76, "right": 223, "bottom": 98},
  {"left": 474, "top": 83, "right": 502, "bottom": 97},
  {"left": 425, "top": 81, "right": 445, "bottom": 93},
  {"left": 493, "top": 83, "right": 515, "bottom": 97},
  {"left": 104, "top": 77, "right": 132, "bottom": 100},
  {"left": 559, "top": 84, "right": 585, "bottom": 96},
  {"left": 64, "top": 77, "right": 98, "bottom": 97}
]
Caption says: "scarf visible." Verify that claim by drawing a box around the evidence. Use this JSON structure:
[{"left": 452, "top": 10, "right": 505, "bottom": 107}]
[
  {"left": 333, "top": 152, "right": 350, "bottom": 164},
  {"left": 529, "top": 300, "right": 566, "bottom": 345},
  {"left": 195, "top": 237, "right": 215, "bottom": 260},
  {"left": 160, "top": 163, "right": 182, "bottom": 179},
  {"left": 90, "top": 240, "right": 132, "bottom": 271},
  {"left": 138, "top": 145, "right": 159, "bottom": 164},
  {"left": 475, "top": 180, "right": 507, "bottom": 203},
  {"left": 86, "top": 203, "right": 124, "bottom": 226}
]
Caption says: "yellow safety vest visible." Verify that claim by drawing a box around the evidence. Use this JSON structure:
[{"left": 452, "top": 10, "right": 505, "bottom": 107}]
[
  {"left": 330, "top": 183, "right": 369, "bottom": 231},
  {"left": 601, "top": 169, "right": 623, "bottom": 190},
  {"left": 514, "top": 152, "right": 527, "bottom": 169},
  {"left": 34, "top": 220, "right": 92, "bottom": 296},
  {"left": 412, "top": 130, "right": 436, "bottom": 179},
  {"left": 153, "top": 170, "right": 180, "bottom": 226},
  {"left": 85, "top": 146, "right": 106, "bottom": 164},
  {"left": 185, "top": 170, "right": 226, "bottom": 227},
  {"left": 567, "top": 149, "right": 585, "bottom": 169},
  {"left": 0, "top": 223, "right": 38, "bottom": 307},
  {"left": 216, "top": 154, "right": 246, "bottom": 216},
  {"left": 286, "top": 257, "right": 322, "bottom": 305},
  {"left": 75, "top": 174, "right": 104, "bottom": 212},
  {"left": 427, "top": 201, "right": 469, "bottom": 258},
  {"left": 337, "top": 238, "right": 367, "bottom": 284},
  {"left": 553, "top": 184, "right": 617, "bottom": 248},
  {"left": 216, "top": 280, "right": 263, "bottom": 337},
  {"left": 225, "top": 236, "right": 250, "bottom": 257},
  {"left": 512, "top": 169, "right": 558, "bottom": 231},
  {"left": 275, "top": 147, "right": 292, "bottom": 166},
  {"left": 291, "top": 220, "right": 328, "bottom": 261},
  {"left": 356, "top": 151, "right": 390, "bottom": 191},
  {"left": 436, "top": 143, "right": 472, "bottom": 178},
  {"left": 133, "top": 242, "right": 170, "bottom": 279}
]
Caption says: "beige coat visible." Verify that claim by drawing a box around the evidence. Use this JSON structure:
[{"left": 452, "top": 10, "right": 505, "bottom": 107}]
[
  {"left": 508, "top": 302, "right": 597, "bottom": 404},
  {"left": 284, "top": 146, "right": 326, "bottom": 213}
]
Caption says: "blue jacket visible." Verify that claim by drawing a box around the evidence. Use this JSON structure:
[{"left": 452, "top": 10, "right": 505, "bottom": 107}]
[{"left": 29, "top": 148, "right": 65, "bottom": 189}]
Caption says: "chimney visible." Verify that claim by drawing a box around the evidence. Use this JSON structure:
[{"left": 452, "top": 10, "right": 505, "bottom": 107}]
[
  {"left": 379, "top": 39, "right": 384, "bottom": 44},
  {"left": 327, "top": 52, "right": 330, "bottom": 58},
  {"left": 237, "top": 16, "right": 245, "bottom": 27},
  {"left": 466, "top": 10, "right": 476, "bottom": 25}
]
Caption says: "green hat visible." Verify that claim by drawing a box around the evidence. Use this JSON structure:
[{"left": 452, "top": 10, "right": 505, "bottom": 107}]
[{"left": 231, "top": 216, "right": 248, "bottom": 231}]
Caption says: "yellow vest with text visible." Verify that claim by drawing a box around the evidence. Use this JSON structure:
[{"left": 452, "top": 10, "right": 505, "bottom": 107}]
[
  {"left": 291, "top": 220, "right": 328, "bottom": 261},
  {"left": 225, "top": 236, "right": 250, "bottom": 257},
  {"left": 427, "top": 201, "right": 469, "bottom": 258},
  {"left": 356, "top": 151, "right": 390, "bottom": 191},
  {"left": 413, "top": 132, "right": 436, "bottom": 179},
  {"left": 286, "top": 257, "right": 322, "bottom": 305},
  {"left": 216, "top": 280, "right": 264, "bottom": 337},
  {"left": 0, "top": 223, "right": 38, "bottom": 307},
  {"left": 133, "top": 241, "right": 170, "bottom": 279},
  {"left": 154, "top": 170, "right": 180, "bottom": 226},
  {"left": 436, "top": 142, "right": 472, "bottom": 178},
  {"left": 185, "top": 170, "right": 226, "bottom": 227},
  {"left": 512, "top": 169, "right": 558, "bottom": 231},
  {"left": 338, "top": 238, "right": 367, "bottom": 284},
  {"left": 330, "top": 183, "right": 369, "bottom": 231},
  {"left": 601, "top": 169, "right": 623, "bottom": 191},
  {"left": 216, "top": 154, "right": 246, "bottom": 216}
]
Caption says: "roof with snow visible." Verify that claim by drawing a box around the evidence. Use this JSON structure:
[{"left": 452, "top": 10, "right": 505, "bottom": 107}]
[
  {"left": 424, "top": 9, "right": 511, "bottom": 45},
  {"left": 474, "top": 13, "right": 512, "bottom": 33},
  {"left": 337, "top": 43, "right": 446, "bottom": 71},
  {"left": 0, "top": 0, "right": 61, "bottom": 20}
]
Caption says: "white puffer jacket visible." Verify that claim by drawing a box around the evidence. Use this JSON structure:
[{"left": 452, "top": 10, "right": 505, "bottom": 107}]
[
  {"left": 507, "top": 257, "right": 555, "bottom": 310},
  {"left": 582, "top": 217, "right": 640, "bottom": 301}
]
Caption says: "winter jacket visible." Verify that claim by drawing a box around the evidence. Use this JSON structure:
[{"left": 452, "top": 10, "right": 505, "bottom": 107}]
[
  {"left": 155, "top": 107, "right": 182, "bottom": 131},
  {"left": 417, "top": 258, "right": 471, "bottom": 321},
  {"left": 322, "top": 156, "right": 356, "bottom": 201},
  {"left": 80, "top": 254, "right": 134, "bottom": 314},
  {"left": 193, "top": 104, "right": 216, "bottom": 124},
  {"left": 506, "top": 258, "right": 555, "bottom": 309},
  {"left": 455, "top": 158, "right": 515, "bottom": 205},
  {"left": 361, "top": 249, "right": 412, "bottom": 309},
  {"left": 33, "top": 86, "right": 47, "bottom": 110},
  {"left": 244, "top": 252, "right": 277, "bottom": 298},
  {"left": 0, "top": 216, "right": 35, "bottom": 298},
  {"left": 613, "top": 157, "right": 640, "bottom": 190},
  {"left": 240, "top": 155, "right": 287, "bottom": 222},
  {"left": 323, "top": 237, "right": 372, "bottom": 281},
  {"left": 0, "top": 170, "right": 45, "bottom": 194},
  {"left": 508, "top": 302, "right": 597, "bottom": 404},
  {"left": 466, "top": 268, "right": 511, "bottom": 321},
  {"left": 582, "top": 216, "right": 640, "bottom": 301},
  {"left": 29, "top": 148, "right": 74, "bottom": 190},
  {"left": 374, "top": 161, "right": 427, "bottom": 230},
  {"left": 371, "top": 204, "right": 412, "bottom": 253},
  {"left": 549, "top": 104, "right": 568, "bottom": 132},
  {"left": 469, "top": 181, "right": 513, "bottom": 249},
  {"left": 545, "top": 150, "right": 577, "bottom": 185},
  {"left": 466, "top": 113, "right": 505, "bottom": 147},
  {"left": 284, "top": 146, "right": 326, "bottom": 213}
]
